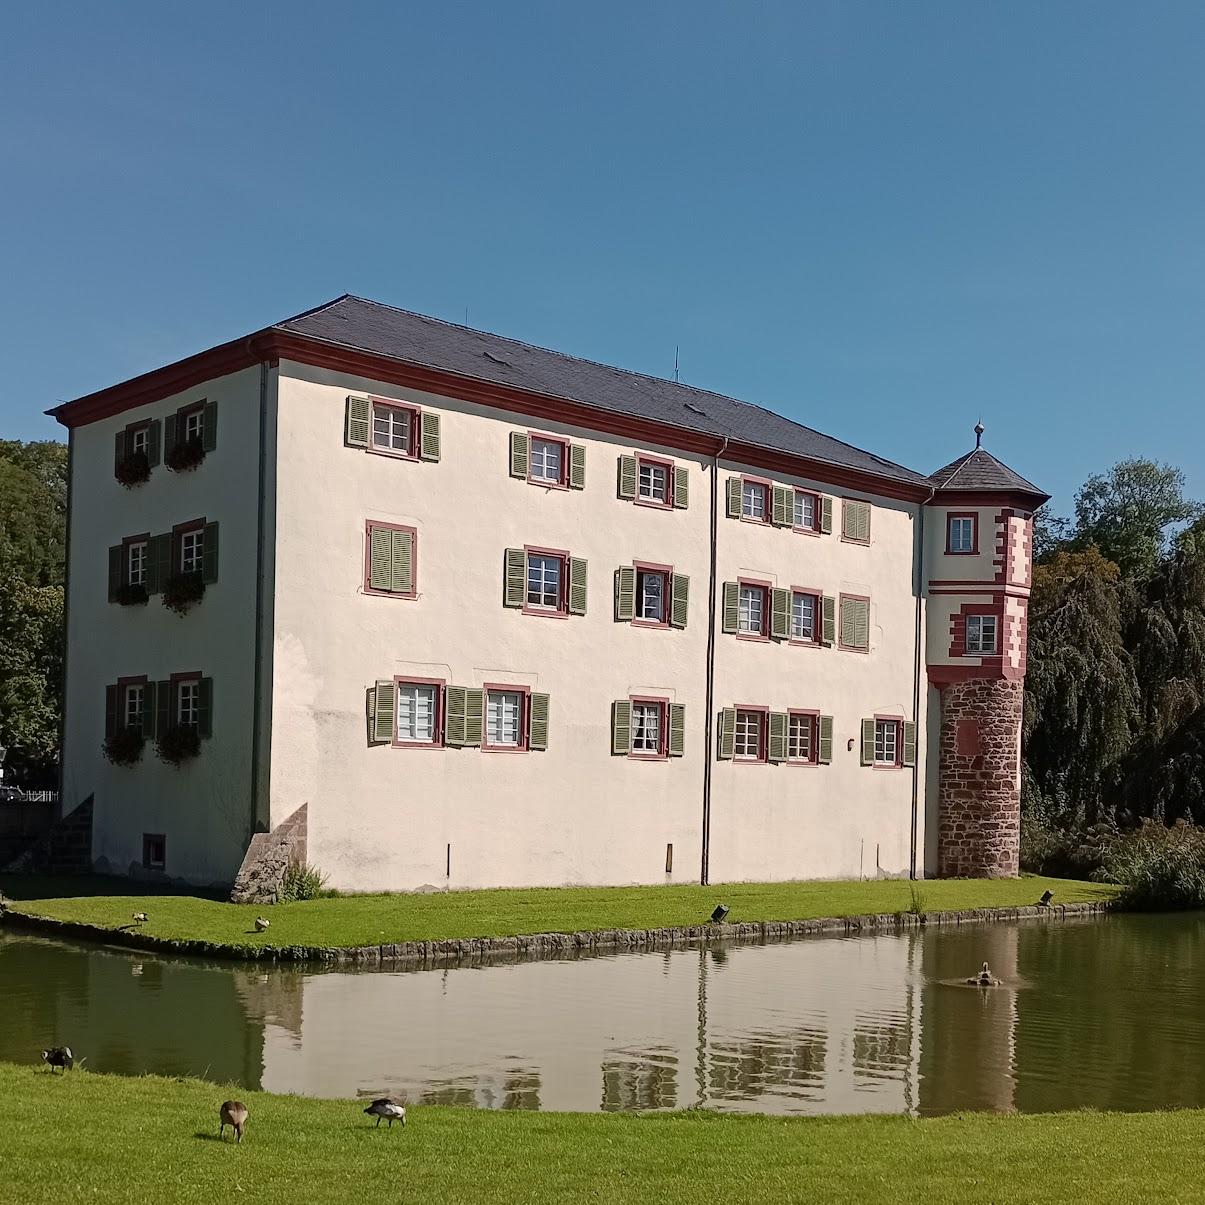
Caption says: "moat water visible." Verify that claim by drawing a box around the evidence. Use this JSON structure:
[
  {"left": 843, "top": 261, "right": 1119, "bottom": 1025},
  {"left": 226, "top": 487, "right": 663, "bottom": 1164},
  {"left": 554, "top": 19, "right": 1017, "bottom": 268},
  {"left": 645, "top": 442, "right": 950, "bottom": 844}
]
[{"left": 3, "top": 912, "right": 1204, "bottom": 1116}]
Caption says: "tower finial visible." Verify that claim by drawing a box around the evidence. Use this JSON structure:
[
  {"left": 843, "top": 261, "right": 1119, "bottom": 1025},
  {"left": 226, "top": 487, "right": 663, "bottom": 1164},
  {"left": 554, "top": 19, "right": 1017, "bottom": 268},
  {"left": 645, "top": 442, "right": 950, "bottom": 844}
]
[{"left": 974, "top": 418, "right": 985, "bottom": 448}]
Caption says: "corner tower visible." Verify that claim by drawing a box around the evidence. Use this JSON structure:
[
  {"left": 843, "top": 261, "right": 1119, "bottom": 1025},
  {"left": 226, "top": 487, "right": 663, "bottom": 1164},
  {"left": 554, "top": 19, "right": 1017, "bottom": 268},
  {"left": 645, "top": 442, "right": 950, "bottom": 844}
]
[{"left": 923, "top": 426, "right": 1049, "bottom": 877}]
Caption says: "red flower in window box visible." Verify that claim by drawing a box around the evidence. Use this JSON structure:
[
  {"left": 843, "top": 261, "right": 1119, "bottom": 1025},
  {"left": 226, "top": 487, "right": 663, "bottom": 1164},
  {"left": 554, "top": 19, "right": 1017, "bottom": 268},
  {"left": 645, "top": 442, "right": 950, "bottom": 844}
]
[
  {"left": 102, "top": 726, "right": 146, "bottom": 766},
  {"left": 115, "top": 582, "right": 149, "bottom": 607},
  {"left": 161, "top": 571, "right": 205, "bottom": 615},
  {"left": 114, "top": 450, "right": 151, "bottom": 488},
  {"left": 155, "top": 724, "right": 200, "bottom": 766},
  {"left": 165, "top": 436, "right": 205, "bottom": 473}
]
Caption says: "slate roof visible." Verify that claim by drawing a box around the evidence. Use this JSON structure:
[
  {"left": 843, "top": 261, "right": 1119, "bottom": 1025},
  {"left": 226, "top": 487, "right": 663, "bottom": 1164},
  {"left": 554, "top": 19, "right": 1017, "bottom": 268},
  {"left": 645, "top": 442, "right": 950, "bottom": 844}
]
[
  {"left": 274, "top": 295, "right": 932, "bottom": 488},
  {"left": 928, "top": 447, "right": 1049, "bottom": 502}
]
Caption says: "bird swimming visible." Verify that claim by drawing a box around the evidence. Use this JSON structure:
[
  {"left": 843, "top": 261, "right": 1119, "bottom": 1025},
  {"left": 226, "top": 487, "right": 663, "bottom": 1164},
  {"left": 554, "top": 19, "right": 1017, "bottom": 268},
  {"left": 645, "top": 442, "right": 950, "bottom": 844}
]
[
  {"left": 364, "top": 1098, "right": 406, "bottom": 1128},
  {"left": 254, "top": 917, "right": 270, "bottom": 932},
  {"left": 966, "top": 961, "right": 998, "bottom": 986},
  {"left": 131, "top": 912, "right": 149, "bottom": 924},
  {"left": 219, "top": 1100, "right": 248, "bottom": 1143},
  {"left": 41, "top": 1046, "right": 74, "bottom": 1072}
]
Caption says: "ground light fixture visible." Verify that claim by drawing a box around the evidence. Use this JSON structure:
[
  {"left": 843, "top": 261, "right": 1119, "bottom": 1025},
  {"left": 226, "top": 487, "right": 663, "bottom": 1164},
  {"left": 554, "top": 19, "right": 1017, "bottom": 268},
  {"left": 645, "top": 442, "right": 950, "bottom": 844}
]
[{"left": 710, "top": 904, "right": 730, "bottom": 924}]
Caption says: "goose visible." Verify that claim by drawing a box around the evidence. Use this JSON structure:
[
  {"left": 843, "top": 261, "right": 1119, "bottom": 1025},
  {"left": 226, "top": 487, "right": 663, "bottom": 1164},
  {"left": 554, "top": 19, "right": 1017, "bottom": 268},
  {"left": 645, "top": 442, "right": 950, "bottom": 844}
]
[
  {"left": 1038, "top": 889, "right": 1054, "bottom": 908},
  {"left": 219, "top": 1100, "right": 249, "bottom": 1143},
  {"left": 364, "top": 1098, "right": 406, "bottom": 1128},
  {"left": 254, "top": 917, "right": 270, "bottom": 932},
  {"left": 966, "top": 960, "right": 997, "bottom": 986},
  {"left": 131, "top": 912, "right": 149, "bottom": 924},
  {"left": 41, "top": 1046, "right": 74, "bottom": 1072}
]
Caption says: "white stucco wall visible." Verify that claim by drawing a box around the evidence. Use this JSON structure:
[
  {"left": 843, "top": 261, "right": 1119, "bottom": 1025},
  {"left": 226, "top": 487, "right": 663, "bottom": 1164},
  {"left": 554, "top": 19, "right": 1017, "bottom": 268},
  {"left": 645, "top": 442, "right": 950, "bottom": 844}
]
[{"left": 63, "top": 366, "right": 270, "bottom": 885}]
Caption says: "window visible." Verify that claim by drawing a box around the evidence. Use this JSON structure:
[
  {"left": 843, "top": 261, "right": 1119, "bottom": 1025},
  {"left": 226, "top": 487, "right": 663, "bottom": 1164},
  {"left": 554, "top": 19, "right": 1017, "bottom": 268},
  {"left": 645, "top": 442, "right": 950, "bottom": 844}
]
[
  {"left": 365, "top": 523, "right": 417, "bottom": 597},
  {"left": 372, "top": 402, "right": 414, "bottom": 455},
  {"left": 839, "top": 594, "right": 870, "bottom": 651},
  {"left": 741, "top": 480, "right": 768, "bottom": 521},
  {"left": 874, "top": 719, "right": 900, "bottom": 766},
  {"left": 397, "top": 682, "right": 440, "bottom": 745},
  {"left": 966, "top": 614, "right": 998, "bottom": 654},
  {"left": 529, "top": 436, "right": 565, "bottom": 485},
  {"left": 636, "top": 568, "right": 667, "bottom": 624},
  {"left": 842, "top": 499, "right": 871, "bottom": 543},
  {"left": 738, "top": 583, "right": 767, "bottom": 635},
  {"left": 734, "top": 709, "right": 766, "bottom": 761},
  {"left": 130, "top": 426, "right": 150, "bottom": 456},
  {"left": 631, "top": 701, "right": 664, "bottom": 756},
  {"left": 128, "top": 541, "right": 148, "bottom": 587},
  {"left": 794, "top": 490, "right": 818, "bottom": 531},
  {"left": 791, "top": 591, "right": 819, "bottom": 642},
  {"left": 486, "top": 689, "right": 524, "bottom": 749},
  {"left": 638, "top": 460, "right": 670, "bottom": 505},
  {"left": 123, "top": 684, "right": 144, "bottom": 733},
  {"left": 947, "top": 515, "right": 977, "bottom": 554},
  {"left": 180, "top": 529, "right": 204, "bottom": 575},
  {"left": 142, "top": 833, "right": 165, "bottom": 871},
  {"left": 527, "top": 553, "right": 564, "bottom": 611},
  {"left": 178, "top": 680, "right": 200, "bottom": 728},
  {"left": 183, "top": 408, "right": 204, "bottom": 445},
  {"left": 788, "top": 713, "right": 816, "bottom": 764}
]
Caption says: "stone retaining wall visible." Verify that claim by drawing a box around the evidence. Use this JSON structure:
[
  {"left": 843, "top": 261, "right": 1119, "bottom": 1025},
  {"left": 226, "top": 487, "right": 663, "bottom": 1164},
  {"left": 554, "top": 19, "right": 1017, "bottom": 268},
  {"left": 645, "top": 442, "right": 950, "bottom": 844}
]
[{"left": 229, "top": 805, "right": 308, "bottom": 904}]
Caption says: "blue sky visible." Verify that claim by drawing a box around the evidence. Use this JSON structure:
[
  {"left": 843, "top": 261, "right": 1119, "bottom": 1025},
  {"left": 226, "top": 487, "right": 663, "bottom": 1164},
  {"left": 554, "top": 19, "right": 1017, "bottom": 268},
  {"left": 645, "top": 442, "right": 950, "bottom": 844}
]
[{"left": 2, "top": 2, "right": 1202, "bottom": 516}]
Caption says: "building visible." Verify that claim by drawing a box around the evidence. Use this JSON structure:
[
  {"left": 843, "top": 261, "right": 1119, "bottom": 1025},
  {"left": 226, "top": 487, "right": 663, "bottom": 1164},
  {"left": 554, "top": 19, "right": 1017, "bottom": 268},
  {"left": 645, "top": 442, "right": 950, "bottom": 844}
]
[{"left": 48, "top": 296, "right": 1047, "bottom": 894}]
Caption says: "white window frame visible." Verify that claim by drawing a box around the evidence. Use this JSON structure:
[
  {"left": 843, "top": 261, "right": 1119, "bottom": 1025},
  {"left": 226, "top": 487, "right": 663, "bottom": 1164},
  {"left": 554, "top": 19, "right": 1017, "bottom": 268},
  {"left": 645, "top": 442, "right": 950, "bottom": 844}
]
[
  {"left": 738, "top": 584, "right": 766, "bottom": 635},
  {"left": 636, "top": 569, "right": 667, "bottom": 623},
  {"left": 630, "top": 701, "right": 665, "bottom": 757},
  {"left": 180, "top": 529, "right": 204, "bottom": 576},
  {"left": 123, "top": 684, "right": 144, "bottom": 733},
  {"left": 486, "top": 689, "right": 524, "bottom": 749},
  {"left": 741, "top": 480, "right": 767, "bottom": 521},
  {"left": 788, "top": 713, "right": 815, "bottom": 763},
  {"left": 874, "top": 718, "right": 900, "bottom": 766},
  {"left": 948, "top": 516, "right": 975, "bottom": 554},
  {"left": 130, "top": 426, "right": 150, "bottom": 456},
  {"left": 371, "top": 402, "right": 414, "bottom": 455},
  {"left": 791, "top": 591, "right": 818, "bottom": 642},
  {"left": 966, "top": 614, "right": 998, "bottom": 654},
  {"left": 638, "top": 460, "right": 669, "bottom": 504},
  {"left": 526, "top": 553, "right": 564, "bottom": 612},
  {"left": 793, "top": 490, "right": 817, "bottom": 531},
  {"left": 128, "top": 541, "right": 148, "bottom": 587},
  {"left": 183, "top": 409, "right": 204, "bottom": 445},
  {"left": 397, "top": 682, "right": 440, "bottom": 745},
  {"left": 177, "top": 680, "right": 200, "bottom": 728},
  {"left": 529, "top": 436, "right": 565, "bottom": 485},
  {"left": 734, "top": 709, "right": 765, "bottom": 761}
]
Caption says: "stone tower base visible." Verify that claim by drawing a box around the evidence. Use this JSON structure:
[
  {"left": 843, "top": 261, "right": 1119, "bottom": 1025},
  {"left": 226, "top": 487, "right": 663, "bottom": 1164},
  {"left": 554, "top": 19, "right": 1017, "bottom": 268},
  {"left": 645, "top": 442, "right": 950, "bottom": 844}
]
[{"left": 937, "top": 678, "right": 1024, "bottom": 877}]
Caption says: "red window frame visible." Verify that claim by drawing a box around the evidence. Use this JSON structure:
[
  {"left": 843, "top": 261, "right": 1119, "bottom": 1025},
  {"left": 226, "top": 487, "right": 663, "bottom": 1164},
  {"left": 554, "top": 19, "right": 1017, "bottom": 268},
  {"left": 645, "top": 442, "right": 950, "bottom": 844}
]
[
  {"left": 840, "top": 497, "right": 872, "bottom": 546},
  {"left": 635, "top": 455, "right": 674, "bottom": 509},
  {"left": 628, "top": 695, "right": 669, "bottom": 761},
  {"left": 142, "top": 833, "right": 166, "bottom": 871},
  {"left": 363, "top": 520, "right": 419, "bottom": 600},
  {"left": 526, "top": 431, "right": 570, "bottom": 490},
  {"left": 633, "top": 561, "right": 672, "bottom": 628},
  {"left": 789, "top": 586, "right": 822, "bottom": 646},
  {"left": 368, "top": 397, "right": 421, "bottom": 461},
  {"left": 732, "top": 705, "right": 769, "bottom": 763},
  {"left": 121, "top": 531, "right": 151, "bottom": 588},
  {"left": 482, "top": 682, "right": 531, "bottom": 754},
  {"left": 838, "top": 592, "right": 871, "bottom": 653},
  {"left": 522, "top": 545, "right": 570, "bottom": 618},
  {"left": 392, "top": 675, "right": 445, "bottom": 749},
  {"left": 946, "top": 512, "right": 979, "bottom": 555},
  {"left": 965, "top": 613, "right": 999, "bottom": 655},
  {"left": 172, "top": 517, "right": 206, "bottom": 576},
  {"left": 169, "top": 670, "right": 203, "bottom": 729},
  {"left": 873, "top": 714, "right": 904, "bottom": 769},
  {"left": 737, "top": 577, "right": 772, "bottom": 641},
  {"left": 786, "top": 709, "right": 820, "bottom": 766},
  {"left": 792, "top": 489, "right": 821, "bottom": 535},
  {"left": 739, "top": 475, "right": 772, "bottom": 524}
]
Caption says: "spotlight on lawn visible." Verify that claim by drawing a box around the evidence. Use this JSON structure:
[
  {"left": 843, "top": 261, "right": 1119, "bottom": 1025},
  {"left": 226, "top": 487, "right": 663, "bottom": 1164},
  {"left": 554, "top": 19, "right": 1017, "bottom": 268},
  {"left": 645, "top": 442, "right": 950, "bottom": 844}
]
[{"left": 710, "top": 903, "right": 730, "bottom": 924}]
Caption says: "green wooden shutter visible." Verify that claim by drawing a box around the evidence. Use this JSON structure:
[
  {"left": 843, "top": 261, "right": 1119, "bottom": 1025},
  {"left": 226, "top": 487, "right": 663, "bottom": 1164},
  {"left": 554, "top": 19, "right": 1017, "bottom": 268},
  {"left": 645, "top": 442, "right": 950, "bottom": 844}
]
[
  {"left": 105, "top": 684, "right": 118, "bottom": 738},
  {"left": 861, "top": 718, "right": 876, "bottom": 765},
  {"left": 373, "top": 680, "right": 396, "bottom": 744},
  {"left": 726, "top": 477, "right": 742, "bottom": 518},
  {"left": 673, "top": 465, "right": 689, "bottom": 509},
  {"left": 617, "top": 454, "right": 637, "bottom": 500},
  {"left": 369, "top": 526, "right": 393, "bottom": 591},
  {"left": 391, "top": 529, "right": 414, "bottom": 594},
  {"left": 148, "top": 533, "right": 172, "bottom": 593},
  {"left": 670, "top": 574, "right": 689, "bottom": 629},
  {"left": 818, "top": 715, "right": 834, "bottom": 764},
  {"left": 771, "top": 587, "right": 790, "bottom": 639},
  {"left": 139, "top": 681, "right": 155, "bottom": 738},
  {"left": 465, "top": 688, "right": 484, "bottom": 746},
  {"left": 843, "top": 500, "right": 871, "bottom": 542},
  {"left": 722, "top": 582, "right": 739, "bottom": 633},
  {"left": 717, "top": 707, "right": 737, "bottom": 759},
  {"left": 197, "top": 677, "right": 213, "bottom": 738},
  {"left": 147, "top": 419, "right": 161, "bottom": 467},
  {"left": 156, "top": 680, "right": 171, "bottom": 737},
  {"left": 163, "top": 413, "right": 178, "bottom": 459},
  {"left": 346, "top": 396, "right": 371, "bottom": 447},
  {"left": 504, "top": 548, "right": 527, "bottom": 607},
  {"left": 569, "top": 557, "right": 588, "bottom": 615},
  {"left": 768, "top": 711, "right": 788, "bottom": 762},
  {"left": 419, "top": 411, "right": 441, "bottom": 461},
  {"left": 529, "top": 692, "right": 550, "bottom": 750},
  {"left": 569, "top": 443, "right": 586, "bottom": 489},
  {"left": 853, "top": 598, "right": 870, "bottom": 649},
  {"left": 902, "top": 720, "right": 917, "bottom": 767},
  {"left": 840, "top": 597, "right": 856, "bottom": 648},
  {"left": 108, "top": 545, "right": 122, "bottom": 602},
  {"left": 201, "top": 401, "right": 218, "bottom": 453},
  {"left": 445, "top": 686, "right": 468, "bottom": 747},
  {"left": 668, "top": 704, "right": 686, "bottom": 757},
  {"left": 820, "top": 496, "right": 833, "bottom": 534},
  {"left": 614, "top": 566, "right": 636, "bottom": 621},
  {"left": 771, "top": 484, "right": 791, "bottom": 527},
  {"left": 821, "top": 595, "right": 836, "bottom": 644},
  {"left": 509, "top": 431, "right": 529, "bottom": 478},
  {"left": 113, "top": 430, "right": 127, "bottom": 476},
  {"left": 202, "top": 522, "right": 219, "bottom": 585},
  {"left": 611, "top": 699, "right": 632, "bottom": 755}
]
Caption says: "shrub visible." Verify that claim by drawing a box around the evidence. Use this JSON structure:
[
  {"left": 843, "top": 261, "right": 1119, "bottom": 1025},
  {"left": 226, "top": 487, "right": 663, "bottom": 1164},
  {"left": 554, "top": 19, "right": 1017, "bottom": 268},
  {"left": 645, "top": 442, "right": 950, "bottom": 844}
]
[
  {"left": 114, "top": 450, "right": 150, "bottom": 487},
  {"left": 155, "top": 724, "right": 201, "bottom": 766},
  {"left": 102, "top": 727, "right": 145, "bottom": 766},
  {"left": 277, "top": 862, "right": 334, "bottom": 902},
  {"left": 162, "top": 571, "right": 205, "bottom": 615},
  {"left": 1102, "top": 821, "right": 1205, "bottom": 910},
  {"left": 115, "top": 582, "right": 149, "bottom": 607},
  {"left": 1020, "top": 813, "right": 1118, "bottom": 879},
  {"left": 165, "top": 436, "right": 205, "bottom": 472}
]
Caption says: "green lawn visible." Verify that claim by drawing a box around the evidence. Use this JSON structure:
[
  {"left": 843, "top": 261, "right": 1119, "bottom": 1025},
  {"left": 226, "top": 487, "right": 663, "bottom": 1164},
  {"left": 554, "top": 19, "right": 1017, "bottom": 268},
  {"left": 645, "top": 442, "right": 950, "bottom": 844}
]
[
  {"left": 0, "top": 1061, "right": 1199, "bottom": 1204},
  {"left": 0, "top": 873, "right": 1114, "bottom": 954}
]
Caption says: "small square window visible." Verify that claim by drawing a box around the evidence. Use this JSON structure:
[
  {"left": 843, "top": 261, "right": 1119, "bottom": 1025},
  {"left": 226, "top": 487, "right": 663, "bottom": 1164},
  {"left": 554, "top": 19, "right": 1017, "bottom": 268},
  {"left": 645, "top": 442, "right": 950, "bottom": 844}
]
[
  {"left": 526, "top": 552, "right": 565, "bottom": 611},
  {"left": 741, "top": 480, "right": 768, "bottom": 521},
  {"left": 372, "top": 404, "right": 414, "bottom": 455},
  {"left": 142, "top": 833, "right": 165, "bottom": 871},
  {"left": 636, "top": 569, "right": 668, "bottom": 623},
  {"left": 788, "top": 714, "right": 816, "bottom": 763},
  {"left": 791, "top": 591, "right": 818, "bottom": 642},
  {"left": 948, "top": 515, "right": 976, "bottom": 554},
  {"left": 638, "top": 461, "right": 670, "bottom": 504},
  {"left": 397, "top": 682, "right": 441, "bottom": 744},
  {"left": 128, "top": 541, "right": 148, "bottom": 587},
  {"left": 631, "top": 701, "right": 665, "bottom": 756},
  {"left": 529, "top": 437, "right": 565, "bottom": 485},
  {"left": 180, "top": 530, "right": 204, "bottom": 575},
  {"left": 486, "top": 689, "right": 524, "bottom": 748},
  {"left": 734, "top": 709, "right": 765, "bottom": 760},
  {"left": 123, "top": 684, "right": 144, "bottom": 733},
  {"left": 793, "top": 491, "right": 817, "bottom": 530},
  {"left": 874, "top": 719, "right": 900, "bottom": 766},
  {"left": 177, "top": 680, "right": 200, "bottom": 728},
  {"left": 738, "top": 584, "right": 767, "bottom": 635},
  {"left": 966, "top": 614, "right": 998, "bottom": 654}
]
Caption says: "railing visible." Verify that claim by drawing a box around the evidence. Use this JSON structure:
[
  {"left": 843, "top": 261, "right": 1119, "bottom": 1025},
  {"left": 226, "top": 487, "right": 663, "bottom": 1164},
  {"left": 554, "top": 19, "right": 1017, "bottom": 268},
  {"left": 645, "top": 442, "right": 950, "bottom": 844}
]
[{"left": 0, "top": 788, "right": 59, "bottom": 805}]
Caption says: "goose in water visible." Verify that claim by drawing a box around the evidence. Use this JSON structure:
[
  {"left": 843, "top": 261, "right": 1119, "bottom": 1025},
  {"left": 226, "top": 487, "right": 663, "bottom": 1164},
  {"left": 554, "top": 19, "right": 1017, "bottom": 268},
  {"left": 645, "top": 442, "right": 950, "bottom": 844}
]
[
  {"left": 219, "top": 1100, "right": 249, "bottom": 1143},
  {"left": 364, "top": 1098, "right": 406, "bottom": 1128},
  {"left": 966, "top": 961, "right": 998, "bottom": 986},
  {"left": 41, "top": 1046, "right": 74, "bottom": 1072}
]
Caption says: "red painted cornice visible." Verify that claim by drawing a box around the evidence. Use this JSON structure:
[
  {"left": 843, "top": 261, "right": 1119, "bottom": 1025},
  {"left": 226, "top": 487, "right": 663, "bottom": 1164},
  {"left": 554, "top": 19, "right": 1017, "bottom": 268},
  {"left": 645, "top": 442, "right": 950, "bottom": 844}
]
[
  {"left": 48, "top": 329, "right": 932, "bottom": 503},
  {"left": 924, "top": 490, "right": 1046, "bottom": 510}
]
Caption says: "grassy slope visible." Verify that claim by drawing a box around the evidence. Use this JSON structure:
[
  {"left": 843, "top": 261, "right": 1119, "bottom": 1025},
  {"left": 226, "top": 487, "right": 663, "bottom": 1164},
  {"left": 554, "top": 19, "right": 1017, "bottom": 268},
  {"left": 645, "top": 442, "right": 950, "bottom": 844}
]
[
  {"left": 0, "top": 1062, "right": 1200, "bottom": 1205},
  {"left": 0, "top": 874, "right": 1114, "bottom": 951}
]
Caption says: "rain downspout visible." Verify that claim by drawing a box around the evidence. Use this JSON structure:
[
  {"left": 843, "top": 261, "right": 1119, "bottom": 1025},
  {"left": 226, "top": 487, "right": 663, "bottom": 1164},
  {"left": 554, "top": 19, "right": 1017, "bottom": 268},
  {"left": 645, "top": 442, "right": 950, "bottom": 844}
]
[
  {"left": 701, "top": 434, "right": 730, "bottom": 886},
  {"left": 910, "top": 484, "right": 936, "bottom": 879},
  {"left": 249, "top": 346, "right": 271, "bottom": 844}
]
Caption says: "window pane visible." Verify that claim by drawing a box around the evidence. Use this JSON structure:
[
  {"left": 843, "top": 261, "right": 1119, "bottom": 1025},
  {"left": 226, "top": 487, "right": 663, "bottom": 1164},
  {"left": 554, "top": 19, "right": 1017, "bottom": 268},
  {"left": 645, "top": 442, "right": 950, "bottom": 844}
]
[
  {"left": 530, "top": 438, "right": 563, "bottom": 483},
  {"left": 180, "top": 531, "right": 203, "bottom": 575},
  {"left": 527, "top": 554, "right": 562, "bottom": 609},
  {"left": 131, "top": 427, "right": 149, "bottom": 454},
  {"left": 372, "top": 405, "right": 411, "bottom": 453},
  {"left": 638, "top": 571, "right": 665, "bottom": 621},
  {"left": 487, "top": 690, "right": 522, "bottom": 746},
  {"left": 741, "top": 482, "right": 765, "bottom": 520},
  {"left": 639, "top": 463, "right": 668, "bottom": 502},
  {"left": 874, "top": 719, "right": 898, "bottom": 765},
  {"left": 124, "top": 686, "right": 143, "bottom": 732},
  {"left": 950, "top": 517, "right": 973, "bottom": 552},
  {"left": 178, "top": 682, "right": 199, "bottom": 727},
  {"left": 632, "top": 702, "right": 661, "bottom": 753},
  {"left": 738, "top": 585, "right": 764, "bottom": 633},
  {"left": 791, "top": 593, "right": 815, "bottom": 640},
  {"left": 734, "top": 709, "right": 762, "bottom": 758},
  {"left": 788, "top": 714, "right": 812, "bottom": 761},
  {"left": 128, "top": 542, "right": 147, "bottom": 586},
  {"left": 794, "top": 492, "right": 815, "bottom": 529},
  {"left": 184, "top": 411, "right": 204, "bottom": 443},
  {"left": 398, "top": 684, "right": 437, "bottom": 743}
]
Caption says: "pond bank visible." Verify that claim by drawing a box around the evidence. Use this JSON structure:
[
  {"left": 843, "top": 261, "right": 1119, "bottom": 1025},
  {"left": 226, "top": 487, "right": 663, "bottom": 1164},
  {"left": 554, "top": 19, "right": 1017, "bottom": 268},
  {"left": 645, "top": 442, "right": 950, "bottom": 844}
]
[{"left": 2, "top": 1061, "right": 1202, "bottom": 1205}]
